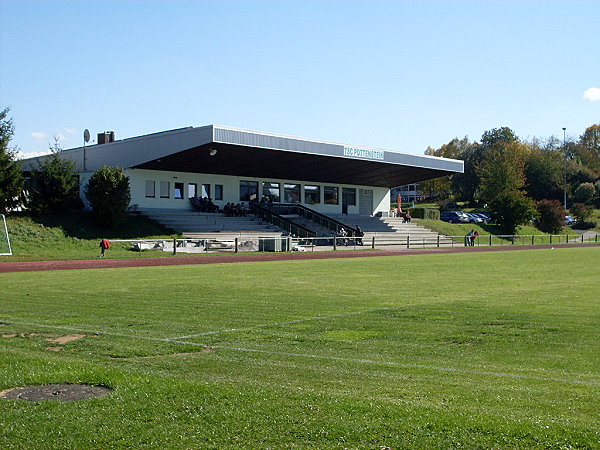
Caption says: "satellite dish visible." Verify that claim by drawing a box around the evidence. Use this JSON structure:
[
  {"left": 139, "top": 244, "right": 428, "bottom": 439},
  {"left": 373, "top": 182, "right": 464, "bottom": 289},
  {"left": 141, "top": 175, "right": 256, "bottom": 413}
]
[{"left": 84, "top": 129, "right": 91, "bottom": 143}]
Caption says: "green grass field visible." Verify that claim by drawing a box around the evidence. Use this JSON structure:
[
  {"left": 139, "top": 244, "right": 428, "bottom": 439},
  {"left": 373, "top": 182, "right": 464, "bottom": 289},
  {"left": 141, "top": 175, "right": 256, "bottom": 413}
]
[{"left": 1, "top": 248, "right": 599, "bottom": 448}]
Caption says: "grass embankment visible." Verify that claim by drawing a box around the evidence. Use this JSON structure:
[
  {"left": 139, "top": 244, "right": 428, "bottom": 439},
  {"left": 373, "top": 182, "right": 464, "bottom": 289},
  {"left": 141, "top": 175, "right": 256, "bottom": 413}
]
[
  {"left": 1, "top": 248, "right": 599, "bottom": 447},
  {"left": 415, "top": 219, "right": 551, "bottom": 239},
  {"left": 1, "top": 212, "right": 180, "bottom": 262}
]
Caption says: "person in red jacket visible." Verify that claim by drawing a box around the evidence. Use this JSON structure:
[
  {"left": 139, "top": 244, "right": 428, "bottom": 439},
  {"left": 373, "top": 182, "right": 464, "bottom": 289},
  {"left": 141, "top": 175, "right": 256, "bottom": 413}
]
[{"left": 99, "top": 239, "right": 110, "bottom": 257}]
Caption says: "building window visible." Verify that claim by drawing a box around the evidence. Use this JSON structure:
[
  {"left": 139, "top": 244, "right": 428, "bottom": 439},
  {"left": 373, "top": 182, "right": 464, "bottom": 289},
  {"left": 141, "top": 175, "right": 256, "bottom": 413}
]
[
  {"left": 188, "top": 183, "right": 197, "bottom": 198},
  {"left": 342, "top": 187, "right": 356, "bottom": 206},
  {"left": 324, "top": 186, "right": 339, "bottom": 205},
  {"left": 239, "top": 180, "right": 258, "bottom": 201},
  {"left": 145, "top": 180, "right": 155, "bottom": 198},
  {"left": 201, "top": 184, "right": 210, "bottom": 198},
  {"left": 160, "top": 181, "right": 170, "bottom": 198},
  {"left": 284, "top": 183, "right": 300, "bottom": 203},
  {"left": 215, "top": 184, "right": 223, "bottom": 201},
  {"left": 262, "top": 182, "right": 280, "bottom": 202},
  {"left": 304, "top": 185, "right": 320, "bottom": 204},
  {"left": 174, "top": 182, "right": 184, "bottom": 199}
]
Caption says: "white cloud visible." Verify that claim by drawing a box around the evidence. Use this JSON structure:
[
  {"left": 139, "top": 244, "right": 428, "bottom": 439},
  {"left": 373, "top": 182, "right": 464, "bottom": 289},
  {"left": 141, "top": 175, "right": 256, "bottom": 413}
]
[
  {"left": 64, "top": 128, "right": 77, "bottom": 134},
  {"left": 31, "top": 131, "right": 47, "bottom": 141},
  {"left": 583, "top": 87, "right": 600, "bottom": 101}
]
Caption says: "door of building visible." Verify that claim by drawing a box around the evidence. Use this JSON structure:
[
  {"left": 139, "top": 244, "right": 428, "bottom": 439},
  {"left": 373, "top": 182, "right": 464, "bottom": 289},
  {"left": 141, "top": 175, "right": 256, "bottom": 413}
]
[
  {"left": 359, "top": 189, "right": 373, "bottom": 216},
  {"left": 341, "top": 190, "right": 352, "bottom": 214}
]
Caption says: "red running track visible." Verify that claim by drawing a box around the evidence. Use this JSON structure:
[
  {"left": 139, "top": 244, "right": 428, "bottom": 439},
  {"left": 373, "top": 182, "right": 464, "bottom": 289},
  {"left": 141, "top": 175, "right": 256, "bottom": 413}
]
[{"left": 1, "top": 243, "right": 598, "bottom": 273}]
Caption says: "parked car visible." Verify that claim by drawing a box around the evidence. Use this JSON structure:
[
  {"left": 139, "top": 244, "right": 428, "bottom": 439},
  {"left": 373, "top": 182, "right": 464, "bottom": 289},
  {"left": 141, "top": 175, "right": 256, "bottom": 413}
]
[
  {"left": 564, "top": 215, "right": 575, "bottom": 225},
  {"left": 440, "top": 211, "right": 470, "bottom": 223},
  {"left": 466, "top": 213, "right": 484, "bottom": 224}
]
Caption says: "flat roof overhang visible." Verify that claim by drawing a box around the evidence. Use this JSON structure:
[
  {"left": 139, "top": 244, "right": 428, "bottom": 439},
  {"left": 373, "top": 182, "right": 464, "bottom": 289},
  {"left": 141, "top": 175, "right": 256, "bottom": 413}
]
[
  {"left": 21, "top": 125, "right": 463, "bottom": 187},
  {"left": 134, "top": 142, "right": 457, "bottom": 188}
]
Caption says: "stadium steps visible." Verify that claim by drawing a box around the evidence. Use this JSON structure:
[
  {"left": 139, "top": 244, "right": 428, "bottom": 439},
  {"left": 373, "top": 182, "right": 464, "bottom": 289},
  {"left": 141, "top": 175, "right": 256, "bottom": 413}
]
[
  {"left": 328, "top": 214, "right": 455, "bottom": 245},
  {"left": 138, "top": 208, "right": 285, "bottom": 237}
]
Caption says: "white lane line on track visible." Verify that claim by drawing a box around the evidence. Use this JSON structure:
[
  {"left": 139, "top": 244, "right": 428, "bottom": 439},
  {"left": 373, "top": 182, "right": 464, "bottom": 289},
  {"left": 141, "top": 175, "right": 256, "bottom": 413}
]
[
  {"left": 169, "top": 307, "right": 394, "bottom": 340},
  {"left": 4, "top": 319, "right": 599, "bottom": 387}
]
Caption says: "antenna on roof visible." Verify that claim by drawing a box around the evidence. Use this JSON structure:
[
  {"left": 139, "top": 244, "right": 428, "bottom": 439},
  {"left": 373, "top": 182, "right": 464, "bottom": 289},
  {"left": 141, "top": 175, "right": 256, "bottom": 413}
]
[{"left": 83, "top": 129, "right": 90, "bottom": 171}]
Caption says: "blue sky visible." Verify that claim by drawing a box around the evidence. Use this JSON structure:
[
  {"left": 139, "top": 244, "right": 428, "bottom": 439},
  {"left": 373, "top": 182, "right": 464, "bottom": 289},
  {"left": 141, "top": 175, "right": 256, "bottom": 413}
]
[{"left": 1, "top": 0, "right": 599, "bottom": 158}]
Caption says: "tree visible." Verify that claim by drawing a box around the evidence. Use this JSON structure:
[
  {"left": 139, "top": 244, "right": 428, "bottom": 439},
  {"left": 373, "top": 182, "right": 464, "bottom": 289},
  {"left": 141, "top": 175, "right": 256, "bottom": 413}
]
[
  {"left": 84, "top": 166, "right": 131, "bottom": 228},
  {"left": 480, "top": 127, "right": 518, "bottom": 150},
  {"left": 576, "top": 124, "right": 600, "bottom": 173},
  {"left": 524, "top": 147, "right": 563, "bottom": 202},
  {"left": 478, "top": 140, "right": 528, "bottom": 205},
  {"left": 491, "top": 191, "right": 536, "bottom": 235},
  {"left": 573, "top": 182, "right": 596, "bottom": 204},
  {"left": 0, "top": 107, "right": 24, "bottom": 214},
  {"left": 425, "top": 137, "right": 480, "bottom": 202},
  {"left": 535, "top": 199, "right": 564, "bottom": 234},
  {"left": 477, "top": 140, "right": 534, "bottom": 233},
  {"left": 28, "top": 137, "right": 79, "bottom": 215}
]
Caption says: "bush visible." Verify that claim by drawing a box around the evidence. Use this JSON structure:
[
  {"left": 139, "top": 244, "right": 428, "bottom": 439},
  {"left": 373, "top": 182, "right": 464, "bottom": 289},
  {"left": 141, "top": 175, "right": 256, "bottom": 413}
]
[
  {"left": 535, "top": 199, "right": 564, "bottom": 234},
  {"left": 84, "top": 166, "right": 131, "bottom": 228},
  {"left": 410, "top": 208, "right": 440, "bottom": 220},
  {"left": 570, "top": 203, "right": 593, "bottom": 222}
]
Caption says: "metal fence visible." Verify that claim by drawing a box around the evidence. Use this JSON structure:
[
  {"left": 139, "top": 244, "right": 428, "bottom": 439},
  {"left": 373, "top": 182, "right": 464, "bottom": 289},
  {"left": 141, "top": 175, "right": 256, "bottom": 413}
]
[{"left": 108, "top": 233, "right": 599, "bottom": 255}]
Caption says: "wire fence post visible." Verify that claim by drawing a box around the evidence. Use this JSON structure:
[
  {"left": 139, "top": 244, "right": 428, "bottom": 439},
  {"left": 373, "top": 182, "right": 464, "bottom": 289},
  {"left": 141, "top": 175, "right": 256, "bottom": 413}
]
[
  {"left": 235, "top": 237, "right": 238, "bottom": 253},
  {"left": 333, "top": 236, "right": 337, "bottom": 251},
  {"left": 566, "top": 234, "right": 569, "bottom": 244},
  {"left": 437, "top": 235, "right": 440, "bottom": 248},
  {"left": 173, "top": 238, "right": 177, "bottom": 255},
  {"left": 532, "top": 235, "right": 534, "bottom": 245},
  {"left": 406, "top": 235, "right": 410, "bottom": 249},
  {"left": 489, "top": 234, "right": 492, "bottom": 246},
  {"left": 371, "top": 236, "right": 375, "bottom": 249}
]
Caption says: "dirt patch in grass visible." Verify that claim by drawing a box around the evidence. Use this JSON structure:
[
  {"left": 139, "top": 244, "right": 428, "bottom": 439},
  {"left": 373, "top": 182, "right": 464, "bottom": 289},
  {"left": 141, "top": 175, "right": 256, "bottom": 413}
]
[
  {"left": 45, "top": 334, "right": 85, "bottom": 344},
  {"left": 0, "top": 384, "right": 112, "bottom": 402},
  {"left": 2, "top": 333, "right": 37, "bottom": 338},
  {"left": 46, "top": 346, "right": 63, "bottom": 352}
]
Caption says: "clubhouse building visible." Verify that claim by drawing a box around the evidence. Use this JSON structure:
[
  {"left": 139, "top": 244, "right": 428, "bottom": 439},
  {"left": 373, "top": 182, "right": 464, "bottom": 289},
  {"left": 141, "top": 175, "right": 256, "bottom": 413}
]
[{"left": 22, "top": 125, "right": 463, "bottom": 216}]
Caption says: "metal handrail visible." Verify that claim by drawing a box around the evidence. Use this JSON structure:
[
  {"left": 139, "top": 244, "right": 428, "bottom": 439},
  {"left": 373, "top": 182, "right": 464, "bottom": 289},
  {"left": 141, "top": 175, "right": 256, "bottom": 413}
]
[
  {"left": 249, "top": 203, "right": 317, "bottom": 238},
  {"left": 272, "top": 203, "right": 359, "bottom": 236}
]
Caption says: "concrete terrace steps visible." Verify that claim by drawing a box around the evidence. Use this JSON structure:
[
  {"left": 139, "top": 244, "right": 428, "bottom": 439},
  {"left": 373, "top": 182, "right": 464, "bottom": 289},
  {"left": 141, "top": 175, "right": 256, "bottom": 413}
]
[
  {"left": 138, "top": 208, "right": 284, "bottom": 236},
  {"left": 328, "top": 214, "right": 454, "bottom": 244}
]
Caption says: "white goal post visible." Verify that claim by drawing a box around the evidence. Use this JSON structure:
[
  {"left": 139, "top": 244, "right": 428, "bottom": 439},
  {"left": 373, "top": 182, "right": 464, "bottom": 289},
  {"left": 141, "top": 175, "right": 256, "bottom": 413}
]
[{"left": 0, "top": 214, "right": 13, "bottom": 256}]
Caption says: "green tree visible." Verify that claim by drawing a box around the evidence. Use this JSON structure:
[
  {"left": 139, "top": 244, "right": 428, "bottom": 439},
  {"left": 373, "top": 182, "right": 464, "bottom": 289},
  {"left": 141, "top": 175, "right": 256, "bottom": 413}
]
[
  {"left": 576, "top": 124, "right": 600, "bottom": 173},
  {"left": 480, "top": 127, "right": 518, "bottom": 150},
  {"left": 29, "top": 138, "right": 79, "bottom": 215},
  {"left": 0, "top": 107, "right": 24, "bottom": 214},
  {"left": 478, "top": 140, "right": 534, "bottom": 233},
  {"left": 425, "top": 137, "right": 479, "bottom": 202},
  {"left": 573, "top": 182, "right": 596, "bottom": 204},
  {"left": 524, "top": 147, "right": 563, "bottom": 201},
  {"left": 535, "top": 199, "right": 564, "bottom": 234},
  {"left": 84, "top": 166, "right": 131, "bottom": 228}
]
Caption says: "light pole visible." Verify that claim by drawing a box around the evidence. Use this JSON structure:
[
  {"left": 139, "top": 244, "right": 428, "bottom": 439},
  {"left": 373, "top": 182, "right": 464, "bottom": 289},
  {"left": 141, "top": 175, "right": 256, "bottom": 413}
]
[{"left": 562, "top": 127, "right": 567, "bottom": 210}]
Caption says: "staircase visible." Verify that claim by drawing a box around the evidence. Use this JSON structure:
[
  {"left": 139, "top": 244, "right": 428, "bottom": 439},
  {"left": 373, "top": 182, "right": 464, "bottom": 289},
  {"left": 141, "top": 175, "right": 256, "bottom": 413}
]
[
  {"left": 139, "top": 208, "right": 285, "bottom": 239},
  {"left": 281, "top": 214, "right": 334, "bottom": 237},
  {"left": 328, "top": 214, "right": 455, "bottom": 245}
]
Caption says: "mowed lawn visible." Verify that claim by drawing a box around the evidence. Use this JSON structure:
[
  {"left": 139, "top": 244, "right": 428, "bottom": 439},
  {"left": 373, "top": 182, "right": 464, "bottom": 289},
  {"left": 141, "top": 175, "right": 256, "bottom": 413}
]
[{"left": 1, "top": 247, "right": 599, "bottom": 448}]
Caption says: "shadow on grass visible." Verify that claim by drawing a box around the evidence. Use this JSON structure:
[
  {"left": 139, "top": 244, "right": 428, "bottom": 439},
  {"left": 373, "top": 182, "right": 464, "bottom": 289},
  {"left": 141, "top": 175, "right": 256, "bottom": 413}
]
[{"left": 22, "top": 211, "right": 179, "bottom": 240}]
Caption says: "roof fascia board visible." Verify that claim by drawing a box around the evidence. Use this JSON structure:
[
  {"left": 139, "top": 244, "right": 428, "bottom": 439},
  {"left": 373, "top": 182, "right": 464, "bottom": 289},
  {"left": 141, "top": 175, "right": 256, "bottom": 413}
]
[{"left": 213, "top": 125, "right": 463, "bottom": 173}]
